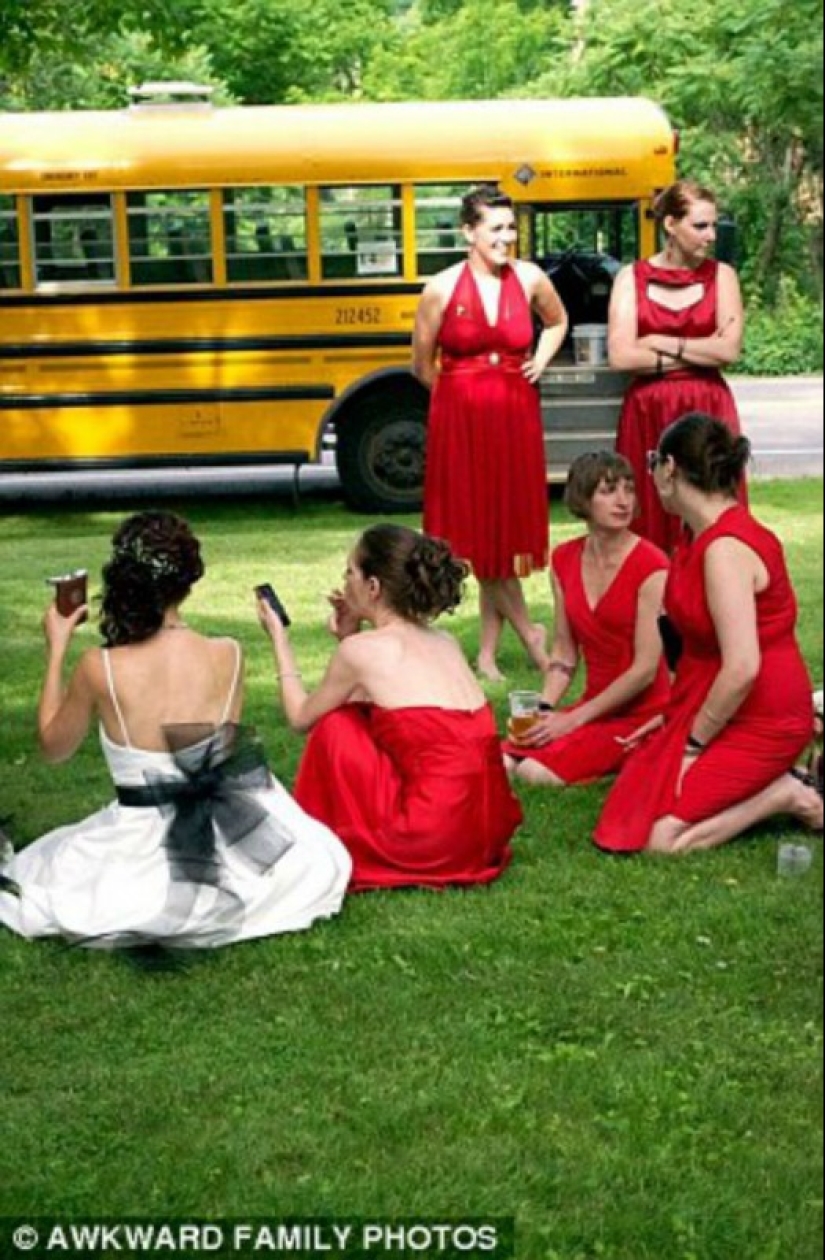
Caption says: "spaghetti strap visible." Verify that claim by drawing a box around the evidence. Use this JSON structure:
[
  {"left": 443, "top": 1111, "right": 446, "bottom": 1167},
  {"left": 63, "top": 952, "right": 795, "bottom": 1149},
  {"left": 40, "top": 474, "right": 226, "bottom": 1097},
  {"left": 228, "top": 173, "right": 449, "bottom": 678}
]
[
  {"left": 102, "top": 650, "right": 133, "bottom": 748},
  {"left": 220, "top": 641, "right": 244, "bottom": 726}
]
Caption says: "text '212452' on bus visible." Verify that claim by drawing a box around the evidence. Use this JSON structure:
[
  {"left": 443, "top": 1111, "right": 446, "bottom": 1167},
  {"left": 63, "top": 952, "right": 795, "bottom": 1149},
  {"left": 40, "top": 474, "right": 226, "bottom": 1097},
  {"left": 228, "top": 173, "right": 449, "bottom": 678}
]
[{"left": 0, "top": 86, "right": 676, "bottom": 511}]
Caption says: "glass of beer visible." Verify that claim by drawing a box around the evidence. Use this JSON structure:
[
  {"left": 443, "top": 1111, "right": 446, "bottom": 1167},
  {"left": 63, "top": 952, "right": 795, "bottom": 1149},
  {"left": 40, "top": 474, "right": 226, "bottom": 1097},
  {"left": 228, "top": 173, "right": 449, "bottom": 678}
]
[
  {"left": 47, "top": 570, "right": 89, "bottom": 622},
  {"left": 509, "top": 691, "right": 543, "bottom": 740}
]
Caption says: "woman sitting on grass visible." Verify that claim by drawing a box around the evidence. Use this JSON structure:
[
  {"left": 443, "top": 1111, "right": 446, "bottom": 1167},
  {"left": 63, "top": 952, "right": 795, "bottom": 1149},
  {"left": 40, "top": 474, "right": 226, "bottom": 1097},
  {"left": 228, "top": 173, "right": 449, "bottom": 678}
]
[
  {"left": 258, "top": 524, "right": 521, "bottom": 891},
  {"left": 504, "top": 452, "right": 671, "bottom": 787},
  {"left": 0, "top": 511, "right": 351, "bottom": 949},
  {"left": 594, "top": 413, "right": 822, "bottom": 855}
]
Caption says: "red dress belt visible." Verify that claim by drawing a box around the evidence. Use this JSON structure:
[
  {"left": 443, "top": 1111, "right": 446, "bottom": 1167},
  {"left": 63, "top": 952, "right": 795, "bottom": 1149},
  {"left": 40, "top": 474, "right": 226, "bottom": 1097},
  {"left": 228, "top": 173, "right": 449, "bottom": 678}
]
[{"left": 440, "top": 352, "right": 528, "bottom": 376}]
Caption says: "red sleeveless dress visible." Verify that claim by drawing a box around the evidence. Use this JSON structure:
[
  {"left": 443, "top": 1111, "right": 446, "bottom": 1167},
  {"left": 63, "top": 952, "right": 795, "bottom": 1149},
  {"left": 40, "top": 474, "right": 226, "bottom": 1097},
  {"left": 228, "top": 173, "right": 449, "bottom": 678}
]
[
  {"left": 294, "top": 705, "right": 521, "bottom": 891},
  {"left": 616, "top": 259, "right": 746, "bottom": 553},
  {"left": 503, "top": 536, "right": 671, "bottom": 783},
  {"left": 594, "top": 506, "right": 813, "bottom": 852},
  {"left": 424, "top": 264, "right": 549, "bottom": 580}
]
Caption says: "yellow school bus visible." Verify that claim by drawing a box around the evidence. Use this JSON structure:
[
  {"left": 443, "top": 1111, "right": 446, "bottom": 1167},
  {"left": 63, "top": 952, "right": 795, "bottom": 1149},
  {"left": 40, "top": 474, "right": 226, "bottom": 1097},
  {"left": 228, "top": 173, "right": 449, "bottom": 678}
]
[{"left": 0, "top": 87, "right": 676, "bottom": 509}]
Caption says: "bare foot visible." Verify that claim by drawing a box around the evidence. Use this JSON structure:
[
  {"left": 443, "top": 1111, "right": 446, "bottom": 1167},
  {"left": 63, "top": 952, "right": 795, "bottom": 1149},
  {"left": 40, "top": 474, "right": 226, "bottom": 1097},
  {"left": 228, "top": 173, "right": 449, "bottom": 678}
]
[
  {"left": 526, "top": 624, "right": 550, "bottom": 673},
  {"left": 477, "top": 657, "right": 506, "bottom": 684}
]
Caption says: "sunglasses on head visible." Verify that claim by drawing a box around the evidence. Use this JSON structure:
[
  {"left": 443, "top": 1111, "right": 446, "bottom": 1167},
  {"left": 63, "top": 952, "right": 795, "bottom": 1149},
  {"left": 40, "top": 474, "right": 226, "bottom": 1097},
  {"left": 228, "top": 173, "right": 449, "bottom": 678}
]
[{"left": 647, "top": 450, "right": 664, "bottom": 473}]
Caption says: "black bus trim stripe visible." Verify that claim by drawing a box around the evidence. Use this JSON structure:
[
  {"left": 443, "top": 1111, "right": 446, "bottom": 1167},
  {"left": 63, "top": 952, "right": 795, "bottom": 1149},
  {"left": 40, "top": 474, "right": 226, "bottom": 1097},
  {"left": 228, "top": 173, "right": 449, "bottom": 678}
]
[
  {"left": 0, "top": 333, "right": 413, "bottom": 360},
  {"left": 0, "top": 281, "right": 424, "bottom": 309},
  {"left": 0, "top": 386, "right": 335, "bottom": 411},
  {"left": 0, "top": 452, "right": 312, "bottom": 474}
]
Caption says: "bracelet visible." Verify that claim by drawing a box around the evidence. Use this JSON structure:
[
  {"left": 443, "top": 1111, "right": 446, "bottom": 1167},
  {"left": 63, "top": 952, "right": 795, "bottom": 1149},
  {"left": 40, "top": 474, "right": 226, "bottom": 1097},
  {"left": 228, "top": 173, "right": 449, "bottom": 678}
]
[
  {"left": 277, "top": 671, "right": 303, "bottom": 682},
  {"left": 702, "top": 706, "right": 725, "bottom": 727},
  {"left": 656, "top": 350, "right": 664, "bottom": 376},
  {"left": 686, "top": 734, "right": 706, "bottom": 755},
  {"left": 677, "top": 337, "right": 687, "bottom": 360},
  {"left": 546, "top": 659, "right": 577, "bottom": 679}
]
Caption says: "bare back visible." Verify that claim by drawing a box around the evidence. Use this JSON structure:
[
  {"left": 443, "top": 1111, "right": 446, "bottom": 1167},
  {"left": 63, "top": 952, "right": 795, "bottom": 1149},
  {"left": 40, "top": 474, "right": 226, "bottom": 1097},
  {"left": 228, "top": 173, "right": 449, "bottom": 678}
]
[
  {"left": 346, "top": 622, "right": 486, "bottom": 712},
  {"left": 91, "top": 632, "right": 244, "bottom": 750}
]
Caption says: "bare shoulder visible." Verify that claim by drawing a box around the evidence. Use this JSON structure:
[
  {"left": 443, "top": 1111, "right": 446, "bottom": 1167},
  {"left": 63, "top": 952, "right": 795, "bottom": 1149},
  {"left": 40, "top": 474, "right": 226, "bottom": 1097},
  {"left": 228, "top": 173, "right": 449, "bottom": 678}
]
[
  {"left": 513, "top": 258, "right": 545, "bottom": 289},
  {"left": 705, "top": 534, "right": 764, "bottom": 575},
  {"left": 426, "top": 262, "right": 465, "bottom": 305}
]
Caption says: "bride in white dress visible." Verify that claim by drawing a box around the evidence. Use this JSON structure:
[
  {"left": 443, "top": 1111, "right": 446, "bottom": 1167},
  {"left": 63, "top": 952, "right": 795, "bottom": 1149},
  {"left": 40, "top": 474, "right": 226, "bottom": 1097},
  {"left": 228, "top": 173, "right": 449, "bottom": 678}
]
[{"left": 0, "top": 511, "right": 352, "bottom": 949}]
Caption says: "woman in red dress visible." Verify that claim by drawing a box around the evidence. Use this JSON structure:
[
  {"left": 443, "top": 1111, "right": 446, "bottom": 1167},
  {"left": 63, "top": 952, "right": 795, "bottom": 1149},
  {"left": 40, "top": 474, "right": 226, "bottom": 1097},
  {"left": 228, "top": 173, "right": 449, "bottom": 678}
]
[
  {"left": 594, "top": 413, "right": 821, "bottom": 856},
  {"left": 504, "top": 452, "right": 670, "bottom": 786},
  {"left": 257, "top": 525, "right": 521, "bottom": 891},
  {"left": 413, "top": 186, "right": 568, "bottom": 681},
  {"left": 608, "top": 180, "right": 746, "bottom": 553}
]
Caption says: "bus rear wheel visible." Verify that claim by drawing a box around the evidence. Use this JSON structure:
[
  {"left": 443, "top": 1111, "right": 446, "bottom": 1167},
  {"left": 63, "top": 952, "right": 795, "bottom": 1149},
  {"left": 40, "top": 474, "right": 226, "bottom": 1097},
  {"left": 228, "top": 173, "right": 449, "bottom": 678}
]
[{"left": 336, "top": 387, "right": 428, "bottom": 515}]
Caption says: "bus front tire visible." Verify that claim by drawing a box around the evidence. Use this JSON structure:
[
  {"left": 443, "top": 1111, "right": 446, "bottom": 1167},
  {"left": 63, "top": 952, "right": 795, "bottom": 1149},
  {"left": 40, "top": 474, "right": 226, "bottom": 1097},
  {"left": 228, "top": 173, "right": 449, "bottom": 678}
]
[{"left": 336, "top": 391, "right": 428, "bottom": 515}]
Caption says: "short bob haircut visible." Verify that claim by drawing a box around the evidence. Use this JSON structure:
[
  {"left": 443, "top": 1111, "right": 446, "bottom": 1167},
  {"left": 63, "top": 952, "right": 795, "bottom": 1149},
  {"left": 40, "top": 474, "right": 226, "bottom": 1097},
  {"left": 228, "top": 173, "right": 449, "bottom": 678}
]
[{"left": 564, "top": 451, "right": 636, "bottom": 521}]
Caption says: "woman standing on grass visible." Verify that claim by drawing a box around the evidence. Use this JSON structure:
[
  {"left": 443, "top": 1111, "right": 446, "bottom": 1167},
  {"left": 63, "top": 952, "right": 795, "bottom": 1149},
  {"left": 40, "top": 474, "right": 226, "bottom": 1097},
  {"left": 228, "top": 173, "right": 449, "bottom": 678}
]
[
  {"left": 413, "top": 185, "right": 568, "bottom": 682},
  {"left": 594, "top": 414, "right": 821, "bottom": 856},
  {"left": 258, "top": 524, "right": 521, "bottom": 891},
  {"left": 608, "top": 180, "right": 745, "bottom": 553},
  {"left": 0, "top": 511, "right": 351, "bottom": 948},
  {"left": 504, "top": 452, "right": 671, "bottom": 787}
]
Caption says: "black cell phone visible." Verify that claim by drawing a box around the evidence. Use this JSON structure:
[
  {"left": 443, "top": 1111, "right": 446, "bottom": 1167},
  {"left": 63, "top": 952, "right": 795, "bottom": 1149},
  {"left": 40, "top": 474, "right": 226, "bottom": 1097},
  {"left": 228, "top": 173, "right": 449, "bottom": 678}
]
[
  {"left": 658, "top": 613, "right": 683, "bottom": 673},
  {"left": 255, "top": 584, "right": 291, "bottom": 628}
]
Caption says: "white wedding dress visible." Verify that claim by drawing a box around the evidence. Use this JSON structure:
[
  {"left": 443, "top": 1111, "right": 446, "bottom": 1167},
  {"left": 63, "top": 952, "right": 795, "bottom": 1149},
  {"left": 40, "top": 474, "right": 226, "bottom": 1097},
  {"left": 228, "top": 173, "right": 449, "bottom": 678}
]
[{"left": 0, "top": 648, "right": 352, "bottom": 949}]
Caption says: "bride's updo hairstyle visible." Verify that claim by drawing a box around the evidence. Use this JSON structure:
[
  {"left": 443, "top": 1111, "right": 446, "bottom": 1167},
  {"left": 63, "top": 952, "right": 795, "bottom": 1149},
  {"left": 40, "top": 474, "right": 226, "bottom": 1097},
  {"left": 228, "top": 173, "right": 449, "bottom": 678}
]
[
  {"left": 100, "top": 511, "right": 205, "bottom": 647},
  {"left": 659, "top": 412, "right": 752, "bottom": 497},
  {"left": 355, "top": 525, "right": 469, "bottom": 624}
]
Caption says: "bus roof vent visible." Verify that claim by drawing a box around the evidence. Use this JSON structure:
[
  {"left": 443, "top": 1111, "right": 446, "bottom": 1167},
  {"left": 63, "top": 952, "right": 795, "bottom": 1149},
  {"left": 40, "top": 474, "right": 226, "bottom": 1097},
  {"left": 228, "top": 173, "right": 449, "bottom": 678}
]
[{"left": 128, "top": 82, "right": 215, "bottom": 110}]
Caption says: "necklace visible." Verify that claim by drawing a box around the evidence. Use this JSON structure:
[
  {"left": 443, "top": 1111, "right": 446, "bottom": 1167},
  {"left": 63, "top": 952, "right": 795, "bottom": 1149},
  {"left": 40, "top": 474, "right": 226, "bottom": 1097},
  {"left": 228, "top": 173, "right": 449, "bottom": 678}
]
[{"left": 161, "top": 622, "right": 189, "bottom": 631}]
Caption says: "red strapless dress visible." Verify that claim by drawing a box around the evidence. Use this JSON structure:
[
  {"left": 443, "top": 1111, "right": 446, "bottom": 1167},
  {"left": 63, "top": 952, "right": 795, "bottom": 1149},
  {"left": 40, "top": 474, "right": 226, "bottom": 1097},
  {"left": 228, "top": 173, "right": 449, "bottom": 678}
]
[
  {"left": 594, "top": 507, "right": 813, "bottom": 852},
  {"left": 617, "top": 259, "right": 746, "bottom": 553},
  {"left": 294, "top": 705, "right": 521, "bottom": 891},
  {"left": 503, "top": 535, "right": 671, "bottom": 783},
  {"left": 424, "top": 263, "right": 549, "bottom": 580}
]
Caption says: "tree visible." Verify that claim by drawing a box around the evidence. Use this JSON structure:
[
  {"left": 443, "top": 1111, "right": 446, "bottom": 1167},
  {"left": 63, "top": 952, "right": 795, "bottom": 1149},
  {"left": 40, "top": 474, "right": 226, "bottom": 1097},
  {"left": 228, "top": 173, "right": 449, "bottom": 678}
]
[{"left": 524, "top": 0, "right": 823, "bottom": 300}]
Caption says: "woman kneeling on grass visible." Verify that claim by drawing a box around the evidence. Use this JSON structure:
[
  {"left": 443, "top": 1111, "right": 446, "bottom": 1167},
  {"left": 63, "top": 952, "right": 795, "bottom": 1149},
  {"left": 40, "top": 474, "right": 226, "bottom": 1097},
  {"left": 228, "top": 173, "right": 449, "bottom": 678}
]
[
  {"left": 0, "top": 511, "right": 351, "bottom": 949},
  {"left": 594, "top": 413, "right": 822, "bottom": 855},
  {"left": 258, "top": 524, "right": 521, "bottom": 892},
  {"left": 503, "top": 452, "right": 671, "bottom": 787}
]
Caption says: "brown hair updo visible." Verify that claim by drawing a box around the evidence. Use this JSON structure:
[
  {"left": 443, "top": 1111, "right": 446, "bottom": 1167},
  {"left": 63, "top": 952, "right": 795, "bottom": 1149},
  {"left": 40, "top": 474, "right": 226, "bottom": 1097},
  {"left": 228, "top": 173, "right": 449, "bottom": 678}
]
[
  {"left": 100, "top": 511, "right": 205, "bottom": 647},
  {"left": 653, "top": 180, "right": 718, "bottom": 225},
  {"left": 659, "top": 413, "right": 751, "bottom": 497},
  {"left": 565, "top": 451, "right": 636, "bottom": 521},
  {"left": 355, "top": 525, "right": 469, "bottom": 624},
  {"left": 461, "top": 186, "right": 514, "bottom": 228}
]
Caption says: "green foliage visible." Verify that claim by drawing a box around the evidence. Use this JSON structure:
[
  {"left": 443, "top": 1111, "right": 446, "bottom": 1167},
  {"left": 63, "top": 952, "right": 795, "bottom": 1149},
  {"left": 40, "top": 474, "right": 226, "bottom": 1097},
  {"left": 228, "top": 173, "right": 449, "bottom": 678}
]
[
  {"left": 0, "top": 484, "right": 822, "bottom": 1258},
  {"left": 0, "top": 0, "right": 821, "bottom": 308},
  {"left": 739, "top": 284, "right": 825, "bottom": 376}
]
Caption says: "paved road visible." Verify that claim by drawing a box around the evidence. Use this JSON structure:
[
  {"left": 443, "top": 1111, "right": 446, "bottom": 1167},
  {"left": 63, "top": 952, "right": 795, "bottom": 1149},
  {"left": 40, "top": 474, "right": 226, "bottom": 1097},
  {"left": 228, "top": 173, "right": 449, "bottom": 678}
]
[
  {"left": 731, "top": 376, "right": 823, "bottom": 480},
  {"left": 0, "top": 376, "right": 820, "bottom": 505}
]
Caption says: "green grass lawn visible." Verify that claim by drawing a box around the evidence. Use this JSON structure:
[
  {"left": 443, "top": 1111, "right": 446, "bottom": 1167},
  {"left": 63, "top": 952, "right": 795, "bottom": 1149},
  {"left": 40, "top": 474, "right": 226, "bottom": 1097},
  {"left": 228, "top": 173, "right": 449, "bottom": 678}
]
[{"left": 0, "top": 481, "right": 822, "bottom": 1260}]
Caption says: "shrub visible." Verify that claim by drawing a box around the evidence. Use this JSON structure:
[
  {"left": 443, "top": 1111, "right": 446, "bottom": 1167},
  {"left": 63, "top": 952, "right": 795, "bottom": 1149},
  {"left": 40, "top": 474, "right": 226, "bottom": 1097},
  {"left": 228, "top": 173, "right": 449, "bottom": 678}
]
[{"left": 739, "top": 281, "right": 824, "bottom": 376}]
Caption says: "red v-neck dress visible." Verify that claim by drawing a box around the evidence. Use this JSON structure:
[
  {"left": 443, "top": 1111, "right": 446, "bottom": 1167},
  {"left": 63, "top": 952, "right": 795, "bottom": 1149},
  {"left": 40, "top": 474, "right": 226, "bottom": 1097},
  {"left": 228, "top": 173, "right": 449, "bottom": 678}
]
[
  {"left": 594, "top": 506, "right": 813, "bottom": 853},
  {"left": 616, "top": 259, "right": 746, "bottom": 553},
  {"left": 294, "top": 704, "right": 521, "bottom": 891},
  {"left": 503, "top": 535, "right": 671, "bottom": 783},
  {"left": 424, "top": 263, "right": 549, "bottom": 581}
]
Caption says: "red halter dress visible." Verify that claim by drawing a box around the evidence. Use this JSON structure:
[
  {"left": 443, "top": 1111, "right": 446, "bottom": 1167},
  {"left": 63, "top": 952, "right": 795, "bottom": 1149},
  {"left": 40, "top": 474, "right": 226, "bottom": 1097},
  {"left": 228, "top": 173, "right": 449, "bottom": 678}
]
[{"left": 424, "top": 263, "right": 549, "bottom": 580}]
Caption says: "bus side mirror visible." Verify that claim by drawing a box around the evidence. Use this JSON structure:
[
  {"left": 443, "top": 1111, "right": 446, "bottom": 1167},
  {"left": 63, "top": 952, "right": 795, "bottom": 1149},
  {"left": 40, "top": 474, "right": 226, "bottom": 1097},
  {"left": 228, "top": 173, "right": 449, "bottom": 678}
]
[{"left": 715, "top": 215, "right": 739, "bottom": 267}]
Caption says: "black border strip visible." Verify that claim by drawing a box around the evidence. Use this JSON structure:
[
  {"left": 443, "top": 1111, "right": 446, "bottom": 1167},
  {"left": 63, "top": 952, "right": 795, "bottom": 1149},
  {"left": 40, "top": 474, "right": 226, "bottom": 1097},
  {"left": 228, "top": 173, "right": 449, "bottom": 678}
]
[
  {"left": 0, "top": 281, "right": 423, "bottom": 309},
  {"left": 0, "top": 333, "right": 412, "bottom": 360},
  {"left": 0, "top": 386, "right": 335, "bottom": 411}
]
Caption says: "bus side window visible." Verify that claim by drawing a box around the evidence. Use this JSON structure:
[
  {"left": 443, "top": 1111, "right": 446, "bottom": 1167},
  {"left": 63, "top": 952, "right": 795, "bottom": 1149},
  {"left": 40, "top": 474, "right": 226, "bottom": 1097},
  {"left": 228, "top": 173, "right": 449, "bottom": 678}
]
[
  {"left": 129, "top": 191, "right": 214, "bottom": 287},
  {"left": 224, "top": 187, "right": 309, "bottom": 284},
  {"left": 320, "top": 186, "right": 403, "bottom": 281},
  {"left": 0, "top": 200, "right": 21, "bottom": 291},
  {"left": 31, "top": 194, "right": 116, "bottom": 288},
  {"left": 414, "top": 184, "right": 474, "bottom": 277}
]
